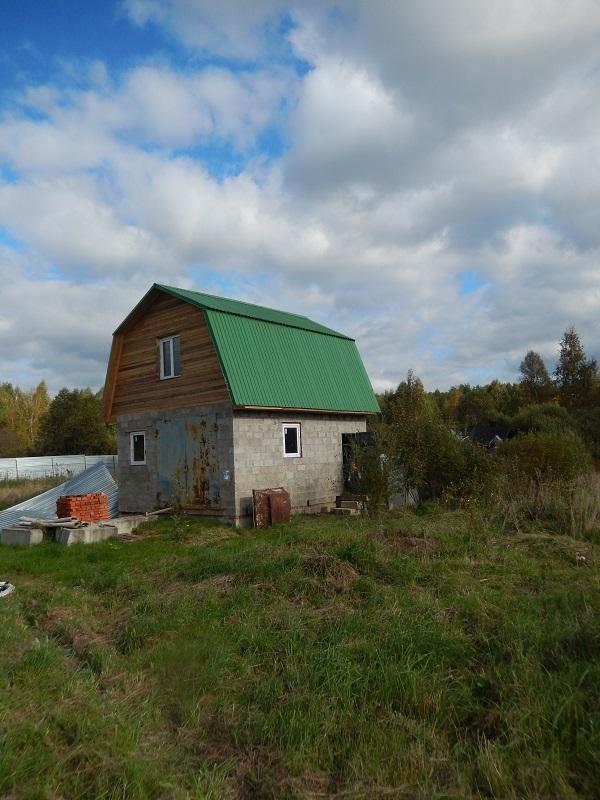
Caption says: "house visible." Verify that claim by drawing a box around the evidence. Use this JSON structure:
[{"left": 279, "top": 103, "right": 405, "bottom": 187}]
[
  {"left": 468, "top": 423, "right": 514, "bottom": 449},
  {"left": 103, "top": 284, "right": 380, "bottom": 526}
]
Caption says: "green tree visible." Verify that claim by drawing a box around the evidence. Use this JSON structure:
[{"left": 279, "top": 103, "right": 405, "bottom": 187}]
[
  {"left": 519, "top": 351, "right": 554, "bottom": 404},
  {"left": 554, "top": 328, "right": 598, "bottom": 409},
  {"left": 0, "top": 381, "right": 49, "bottom": 455},
  {"left": 38, "top": 388, "right": 116, "bottom": 455},
  {"left": 388, "top": 371, "right": 434, "bottom": 493},
  {"left": 0, "top": 383, "right": 23, "bottom": 456},
  {"left": 22, "top": 381, "right": 50, "bottom": 452},
  {"left": 456, "top": 385, "right": 497, "bottom": 429}
]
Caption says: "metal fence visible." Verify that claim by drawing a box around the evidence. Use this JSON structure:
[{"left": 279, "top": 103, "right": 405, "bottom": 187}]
[{"left": 0, "top": 455, "right": 118, "bottom": 481}]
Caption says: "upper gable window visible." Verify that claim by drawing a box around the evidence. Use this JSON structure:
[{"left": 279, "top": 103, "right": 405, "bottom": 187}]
[
  {"left": 159, "top": 335, "right": 181, "bottom": 379},
  {"left": 283, "top": 423, "right": 301, "bottom": 458}
]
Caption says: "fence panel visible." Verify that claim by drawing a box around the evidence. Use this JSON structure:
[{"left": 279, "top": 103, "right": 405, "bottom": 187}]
[{"left": 0, "top": 455, "right": 118, "bottom": 481}]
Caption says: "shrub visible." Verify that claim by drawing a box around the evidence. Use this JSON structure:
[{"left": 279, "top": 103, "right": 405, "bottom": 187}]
[
  {"left": 491, "top": 430, "right": 596, "bottom": 538},
  {"left": 492, "top": 472, "right": 600, "bottom": 539},
  {"left": 354, "top": 417, "right": 495, "bottom": 511},
  {"left": 512, "top": 403, "right": 575, "bottom": 435},
  {"left": 496, "top": 429, "right": 591, "bottom": 483},
  {"left": 573, "top": 406, "right": 600, "bottom": 459}
]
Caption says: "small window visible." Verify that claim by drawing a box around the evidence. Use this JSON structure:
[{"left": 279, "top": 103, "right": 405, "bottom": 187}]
[
  {"left": 159, "top": 335, "right": 181, "bottom": 379},
  {"left": 283, "top": 423, "right": 301, "bottom": 458},
  {"left": 130, "top": 431, "right": 146, "bottom": 465}
]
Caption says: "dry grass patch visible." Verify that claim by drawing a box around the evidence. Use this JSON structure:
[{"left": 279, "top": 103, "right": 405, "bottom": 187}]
[
  {"left": 301, "top": 552, "right": 359, "bottom": 592},
  {"left": 0, "top": 475, "right": 63, "bottom": 510}
]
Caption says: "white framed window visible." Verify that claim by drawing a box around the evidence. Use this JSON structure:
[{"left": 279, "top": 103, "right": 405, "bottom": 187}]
[
  {"left": 130, "top": 431, "right": 146, "bottom": 465},
  {"left": 159, "top": 335, "right": 181, "bottom": 379},
  {"left": 283, "top": 423, "right": 302, "bottom": 458}
]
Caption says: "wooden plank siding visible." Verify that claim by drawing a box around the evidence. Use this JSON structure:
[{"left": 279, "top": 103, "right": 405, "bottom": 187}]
[{"left": 105, "top": 290, "right": 230, "bottom": 421}]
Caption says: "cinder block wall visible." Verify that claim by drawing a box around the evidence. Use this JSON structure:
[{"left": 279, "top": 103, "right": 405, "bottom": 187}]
[
  {"left": 232, "top": 411, "right": 367, "bottom": 526},
  {"left": 116, "top": 403, "right": 235, "bottom": 515}
]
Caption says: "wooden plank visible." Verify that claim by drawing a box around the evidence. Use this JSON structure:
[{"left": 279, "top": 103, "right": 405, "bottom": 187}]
[
  {"left": 102, "top": 333, "right": 123, "bottom": 422},
  {"left": 109, "top": 291, "right": 230, "bottom": 420},
  {"left": 119, "top": 337, "right": 214, "bottom": 365},
  {"left": 113, "top": 375, "right": 228, "bottom": 401}
]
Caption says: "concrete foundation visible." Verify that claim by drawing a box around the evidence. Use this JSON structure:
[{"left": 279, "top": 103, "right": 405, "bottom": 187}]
[
  {"left": 100, "top": 515, "right": 147, "bottom": 535},
  {"left": 1, "top": 528, "right": 44, "bottom": 546},
  {"left": 55, "top": 525, "right": 118, "bottom": 546}
]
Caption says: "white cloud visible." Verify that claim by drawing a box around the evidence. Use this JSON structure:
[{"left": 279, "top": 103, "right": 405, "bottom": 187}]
[
  {"left": 122, "top": 0, "right": 293, "bottom": 58},
  {"left": 1, "top": 1, "right": 599, "bottom": 394}
]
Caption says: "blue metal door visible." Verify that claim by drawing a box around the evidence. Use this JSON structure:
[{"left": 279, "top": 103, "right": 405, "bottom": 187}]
[{"left": 156, "top": 414, "right": 220, "bottom": 508}]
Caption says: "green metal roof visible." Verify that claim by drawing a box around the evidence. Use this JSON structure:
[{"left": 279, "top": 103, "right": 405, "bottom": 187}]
[
  {"left": 156, "top": 284, "right": 349, "bottom": 339},
  {"left": 155, "top": 284, "right": 380, "bottom": 413}
]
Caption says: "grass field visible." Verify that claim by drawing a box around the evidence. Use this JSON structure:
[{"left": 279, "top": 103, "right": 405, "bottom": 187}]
[{"left": 1, "top": 507, "right": 599, "bottom": 799}]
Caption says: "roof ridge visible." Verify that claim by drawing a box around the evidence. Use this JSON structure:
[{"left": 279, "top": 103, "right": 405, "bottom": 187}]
[{"left": 155, "top": 283, "right": 352, "bottom": 340}]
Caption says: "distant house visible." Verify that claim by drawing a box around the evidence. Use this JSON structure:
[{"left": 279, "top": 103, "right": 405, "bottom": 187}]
[
  {"left": 103, "top": 284, "right": 379, "bottom": 526},
  {"left": 468, "top": 423, "right": 514, "bottom": 449}
]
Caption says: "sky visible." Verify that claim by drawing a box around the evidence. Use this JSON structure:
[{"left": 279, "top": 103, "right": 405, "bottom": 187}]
[{"left": 0, "top": 0, "right": 599, "bottom": 395}]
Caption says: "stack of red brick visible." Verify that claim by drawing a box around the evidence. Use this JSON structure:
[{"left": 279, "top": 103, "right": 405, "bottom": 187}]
[{"left": 57, "top": 492, "right": 110, "bottom": 523}]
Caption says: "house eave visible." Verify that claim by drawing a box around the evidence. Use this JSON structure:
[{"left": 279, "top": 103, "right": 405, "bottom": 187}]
[{"left": 233, "top": 405, "right": 379, "bottom": 416}]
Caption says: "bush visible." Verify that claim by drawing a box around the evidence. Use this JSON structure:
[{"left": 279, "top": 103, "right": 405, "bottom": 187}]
[
  {"left": 496, "top": 429, "right": 591, "bottom": 482},
  {"left": 417, "top": 419, "right": 494, "bottom": 500},
  {"left": 512, "top": 403, "right": 575, "bottom": 435},
  {"left": 491, "top": 431, "right": 596, "bottom": 538},
  {"left": 354, "top": 417, "right": 494, "bottom": 512},
  {"left": 492, "top": 472, "right": 600, "bottom": 539},
  {"left": 572, "top": 406, "right": 600, "bottom": 459}
]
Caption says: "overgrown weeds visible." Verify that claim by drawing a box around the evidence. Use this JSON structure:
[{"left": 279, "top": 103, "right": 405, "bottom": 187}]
[
  {"left": 0, "top": 475, "right": 64, "bottom": 510},
  {"left": 492, "top": 471, "right": 600, "bottom": 539}
]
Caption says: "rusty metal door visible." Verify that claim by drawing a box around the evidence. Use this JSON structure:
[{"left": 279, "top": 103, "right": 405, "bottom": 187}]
[{"left": 156, "top": 414, "right": 220, "bottom": 508}]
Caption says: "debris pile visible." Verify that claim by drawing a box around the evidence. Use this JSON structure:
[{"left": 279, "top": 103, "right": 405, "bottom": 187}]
[
  {"left": 0, "top": 581, "right": 15, "bottom": 598},
  {"left": 0, "top": 463, "right": 118, "bottom": 531},
  {"left": 57, "top": 492, "right": 110, "bottom": 523}
]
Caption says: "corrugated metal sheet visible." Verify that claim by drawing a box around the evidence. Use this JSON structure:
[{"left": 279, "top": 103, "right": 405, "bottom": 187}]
[
  {"left": 205, "top": 310, "right": 380, "bottom": 412},
  {"left": 0, "top": 463, "right": 119, "bottom": 529},
  {"left": 156, "top": 284, "right": 350, "bottom": 339}
]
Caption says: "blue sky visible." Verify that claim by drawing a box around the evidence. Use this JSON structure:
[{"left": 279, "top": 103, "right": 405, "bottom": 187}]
[{"left": 0, "top": 0, "right": 599, "bottom": 393}]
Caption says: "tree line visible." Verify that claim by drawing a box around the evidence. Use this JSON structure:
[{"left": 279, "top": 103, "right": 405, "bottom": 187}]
[
  {"left": 0, "top": 385, "right": 116, "bottom": 457},
  {"left": 378, "top": 326, "right": 599, "bottom": 458},
  {"left": 356, "top": 327, "right": 599, "bottom": 526},
  {"left": 0, "top": 326, "right": 597, "bottom": 460}
]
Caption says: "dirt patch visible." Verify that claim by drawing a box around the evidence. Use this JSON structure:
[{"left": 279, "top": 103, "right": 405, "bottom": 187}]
[
  {"left": 37, "top": 606, "right": 130, "bottom": 671},
  {"left": 372, "top": 527, "right": 442, "bottom": 555},
  {"left": 38, "top": 607, "right": 105, "bottom": 667}
]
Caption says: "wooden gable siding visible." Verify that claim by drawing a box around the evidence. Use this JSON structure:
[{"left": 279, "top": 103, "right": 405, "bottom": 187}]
[{"left": 107, "top": 291, "right": 230, "bottom": 420}]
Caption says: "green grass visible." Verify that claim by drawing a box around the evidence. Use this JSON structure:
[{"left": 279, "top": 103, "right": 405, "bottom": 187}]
[{"left": 1, "top": 508, "right": 599, "bottom": 799}]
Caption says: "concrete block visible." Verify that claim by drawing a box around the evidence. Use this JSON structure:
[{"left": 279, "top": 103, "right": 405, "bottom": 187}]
[
  {"left": 55, "top": 525, "right": 118, "bottom": 546},
  {"left": 330, "top": 507, "right": 359, "bottom": 516},
  {"left": 1, "top": 528, "right": 44, "bottom": 546},
  {"left": 100, "top": 515, "right": 147, "bottom": 535}
]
